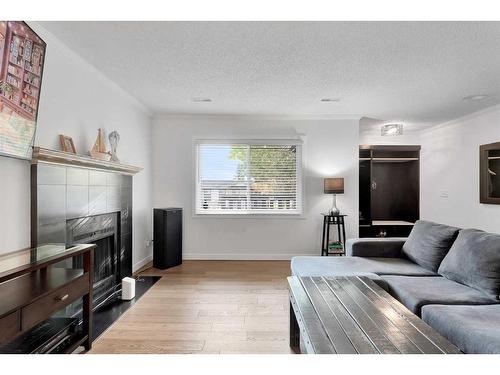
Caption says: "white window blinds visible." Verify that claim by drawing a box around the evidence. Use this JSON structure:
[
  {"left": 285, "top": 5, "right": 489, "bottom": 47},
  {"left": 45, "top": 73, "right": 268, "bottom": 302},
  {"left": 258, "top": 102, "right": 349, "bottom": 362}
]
[{"left": 195, "top": 141, "right": 303, "bottom": 215}]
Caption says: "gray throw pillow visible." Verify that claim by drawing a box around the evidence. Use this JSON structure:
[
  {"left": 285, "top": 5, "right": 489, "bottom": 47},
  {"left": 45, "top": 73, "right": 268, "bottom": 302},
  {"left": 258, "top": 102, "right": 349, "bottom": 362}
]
[
  {"left": 401, "top": 220, "right": 460, "bottom": 272},
  {"left": 438, "top": 229, "right": 500, "bottom": 299}
]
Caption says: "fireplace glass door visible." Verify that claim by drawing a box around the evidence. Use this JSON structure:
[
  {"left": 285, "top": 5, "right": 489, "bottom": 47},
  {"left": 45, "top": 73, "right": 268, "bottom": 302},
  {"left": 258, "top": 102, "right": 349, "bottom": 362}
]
[{"left": 67, "top": 213, "right": 121, "bottom": 309}]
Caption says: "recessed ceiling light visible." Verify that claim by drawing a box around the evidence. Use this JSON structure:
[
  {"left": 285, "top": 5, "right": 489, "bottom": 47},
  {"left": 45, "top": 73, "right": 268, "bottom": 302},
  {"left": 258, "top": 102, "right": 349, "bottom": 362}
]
[
  {"left": 462, "top": 94, "right": 489, "bottom": 102},
  {"left": 320, "top": 98, "right": 340, "bottom": 102},
  {"left": 192, "top": 98, "right": 212, "bottom": 102},
  {"left": 381, "top": 124, "right": 403, "bottom": 136}
]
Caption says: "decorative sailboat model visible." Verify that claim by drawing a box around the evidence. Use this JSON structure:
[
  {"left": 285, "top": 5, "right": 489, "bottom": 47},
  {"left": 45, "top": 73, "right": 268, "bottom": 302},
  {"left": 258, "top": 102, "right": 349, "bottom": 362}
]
[{"left": 89, "top": 128, "right": 112, "bottom": 161}]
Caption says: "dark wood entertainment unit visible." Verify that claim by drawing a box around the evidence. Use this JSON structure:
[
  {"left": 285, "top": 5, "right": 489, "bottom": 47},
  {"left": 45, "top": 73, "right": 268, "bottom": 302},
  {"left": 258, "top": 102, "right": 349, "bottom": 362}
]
[
  {"left": 0, "top": 244, "right": 95, "bottom": 353},
  {"left": 359, "top": 145, "right": 420, "bottom": 238}
]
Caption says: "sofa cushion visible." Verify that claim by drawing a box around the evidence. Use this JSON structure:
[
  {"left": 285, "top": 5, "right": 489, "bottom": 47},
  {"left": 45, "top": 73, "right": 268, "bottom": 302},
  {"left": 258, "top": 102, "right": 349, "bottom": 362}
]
[
  {"left": 346, "top": 238, "right": 406, "bottom": 258},
  {"left": 422, "top": 304, "right": 500, "bottom": 354},
  {"left": 382, "top": 275, "right": 498, "bottom": 316},
  {"left": 438, "top": 229, "right": 500, "bottom": 299},
  {"left": 291, "top": 256, "right": 391, "bottom": 289},
  {"left": 291, "top": 256, "right": 436, "bottom": 278},
  {"left": 401, "top": 220, "right": 460, "bottom": 272}
]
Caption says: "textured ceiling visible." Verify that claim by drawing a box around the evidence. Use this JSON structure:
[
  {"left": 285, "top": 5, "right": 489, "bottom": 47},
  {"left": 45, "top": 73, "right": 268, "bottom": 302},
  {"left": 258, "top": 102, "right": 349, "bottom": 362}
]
[{"left": 39, "top": 21, "right": 500, "bottom": 124}]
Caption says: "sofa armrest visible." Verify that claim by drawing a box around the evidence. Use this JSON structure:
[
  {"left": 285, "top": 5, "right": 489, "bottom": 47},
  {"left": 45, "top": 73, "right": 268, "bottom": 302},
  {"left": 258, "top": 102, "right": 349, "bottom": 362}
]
[{"left": 346, "top": 238, "right": 407, "bottom": 258}]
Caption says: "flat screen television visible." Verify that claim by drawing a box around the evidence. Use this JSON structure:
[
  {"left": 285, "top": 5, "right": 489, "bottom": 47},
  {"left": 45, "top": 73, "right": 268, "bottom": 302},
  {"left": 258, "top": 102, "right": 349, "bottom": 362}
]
[{"left": 0, "top": 21, "right": 46, "bottom": 160}]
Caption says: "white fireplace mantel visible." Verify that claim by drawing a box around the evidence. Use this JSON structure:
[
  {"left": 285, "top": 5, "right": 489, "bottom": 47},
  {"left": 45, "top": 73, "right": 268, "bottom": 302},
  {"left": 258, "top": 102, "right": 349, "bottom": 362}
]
[{"left": 31, "top": 147, "right": 142, "bottom": 175}]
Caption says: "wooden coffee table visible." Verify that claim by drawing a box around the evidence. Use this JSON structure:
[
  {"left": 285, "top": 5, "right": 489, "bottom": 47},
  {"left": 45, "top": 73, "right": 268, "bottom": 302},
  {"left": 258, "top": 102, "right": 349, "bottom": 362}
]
[{"left": 288, "top": 276, "right": 461, "bottom": 354}]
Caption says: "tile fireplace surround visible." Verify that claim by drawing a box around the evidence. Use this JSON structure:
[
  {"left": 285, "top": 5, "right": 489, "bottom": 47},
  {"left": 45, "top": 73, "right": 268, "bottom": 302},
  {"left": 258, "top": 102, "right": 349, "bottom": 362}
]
[{"left": 30, "top": 147, "right": 142, "bottom": 291}]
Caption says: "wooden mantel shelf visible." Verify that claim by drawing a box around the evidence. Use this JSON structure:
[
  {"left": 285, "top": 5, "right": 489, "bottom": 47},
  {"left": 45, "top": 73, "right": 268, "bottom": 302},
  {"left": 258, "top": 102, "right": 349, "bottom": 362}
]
[{"left": 31, "top": 147, "right": 142, "bottom": 175}]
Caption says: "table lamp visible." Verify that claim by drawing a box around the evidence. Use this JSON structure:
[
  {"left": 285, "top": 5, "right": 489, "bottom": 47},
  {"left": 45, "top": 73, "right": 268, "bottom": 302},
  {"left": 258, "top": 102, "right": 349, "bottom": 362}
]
[{"left": 324, "top": 177, "right": 344, "bottom": 215}]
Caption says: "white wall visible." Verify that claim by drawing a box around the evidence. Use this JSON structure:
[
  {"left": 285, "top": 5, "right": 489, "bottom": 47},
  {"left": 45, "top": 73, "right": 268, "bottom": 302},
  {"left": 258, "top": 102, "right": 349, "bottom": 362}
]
[
  {"left": 420, "top": 105, "right": 500, "bottom": 233},
  {"left": 0, "top": 23, "right": 153, "bottom": 271},
  {"left": 0, "top": 157, "right": 31, "bottom": 252},
  {"left": 152, "top": 115, "right": 359, "bottom": 259}
]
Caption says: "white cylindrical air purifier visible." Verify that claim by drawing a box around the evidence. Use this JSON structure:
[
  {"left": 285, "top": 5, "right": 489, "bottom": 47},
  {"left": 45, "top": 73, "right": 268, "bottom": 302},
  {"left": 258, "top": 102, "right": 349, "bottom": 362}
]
[{"left": 122, "top": 277, "right": 136, "bottom": 300}]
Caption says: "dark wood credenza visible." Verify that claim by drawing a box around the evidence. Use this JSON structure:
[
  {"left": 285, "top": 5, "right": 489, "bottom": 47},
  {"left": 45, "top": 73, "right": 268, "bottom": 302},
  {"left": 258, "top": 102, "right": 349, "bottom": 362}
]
[{"left": 0, "top": 244, "right": 95, "bottom": 353}]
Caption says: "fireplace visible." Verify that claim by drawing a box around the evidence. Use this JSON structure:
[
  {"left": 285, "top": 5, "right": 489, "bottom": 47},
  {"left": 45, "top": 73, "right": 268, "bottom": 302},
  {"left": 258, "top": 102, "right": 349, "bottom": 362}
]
[
  {"left": 31, "top": 157, "right": 138, "bottom": 310},
  {"left": 67, "top": 213, "right": 121, "bottom": 308},
  {"left": 27, "top": 148, "right": 141, "bottom": 349}
]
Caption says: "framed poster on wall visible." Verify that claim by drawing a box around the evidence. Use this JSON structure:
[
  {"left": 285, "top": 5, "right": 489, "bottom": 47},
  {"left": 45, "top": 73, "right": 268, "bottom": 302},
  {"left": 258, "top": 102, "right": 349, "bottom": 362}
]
[{"left": 0, "top": 21, "right": 46, "bottom": 160}]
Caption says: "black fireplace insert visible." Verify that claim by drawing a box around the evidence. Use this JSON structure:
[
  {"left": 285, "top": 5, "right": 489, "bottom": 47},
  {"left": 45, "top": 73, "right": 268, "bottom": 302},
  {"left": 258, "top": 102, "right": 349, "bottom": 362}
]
[{"left": 67, "top": 213, "right": 121, "bottom": 309}]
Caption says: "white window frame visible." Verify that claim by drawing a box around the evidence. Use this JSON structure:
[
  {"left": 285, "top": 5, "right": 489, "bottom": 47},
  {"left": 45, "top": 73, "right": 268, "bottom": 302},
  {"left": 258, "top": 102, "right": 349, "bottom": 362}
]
[{"left": 193, "top": 139, "right": 304, "bottom": 217}]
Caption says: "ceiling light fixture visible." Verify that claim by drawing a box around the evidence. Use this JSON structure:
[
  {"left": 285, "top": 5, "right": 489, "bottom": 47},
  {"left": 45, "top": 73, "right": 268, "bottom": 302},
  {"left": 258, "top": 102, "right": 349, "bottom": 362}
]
[
  {"left": 463, "top": 94, "right": 489, "bottom": 102},
  {"left": 320, "top": 98, "right": 340, "bottom": 102},
  {"left": 192, "top": 98, "right": 212, "bottom": 102},
  {"left": 381, "top": 123, "right": 403, "bottom": 136}
]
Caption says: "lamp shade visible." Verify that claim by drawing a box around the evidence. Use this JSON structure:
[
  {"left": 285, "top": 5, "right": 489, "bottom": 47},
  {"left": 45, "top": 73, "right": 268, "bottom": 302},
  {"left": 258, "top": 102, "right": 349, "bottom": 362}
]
[{"left": 324, "top": 177, "right": 344, "bottom": 194}]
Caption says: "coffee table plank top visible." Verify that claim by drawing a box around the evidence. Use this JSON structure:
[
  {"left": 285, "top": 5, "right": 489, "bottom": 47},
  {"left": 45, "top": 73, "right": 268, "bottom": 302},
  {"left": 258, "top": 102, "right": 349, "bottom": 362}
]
[
  {"left": 347, "top": 276, "right": 460, "bottom": 354},
  {"left": 345, "top": 277, "right": 448, "bottom": 354},
  {"left": 307, "top": 277, "right": 378, "bottom": 354},
  {"left": 301, "top": 277, "right": 358, "bottom": 353},
  {"left": 288, "top": 275, "right": 462, "bottom": 354},
  {"left": 288, "top": 276, "right": 336, "bottom": 353},
  {"left": 325, "top": 277, "right": 414, "bottom": 353}
]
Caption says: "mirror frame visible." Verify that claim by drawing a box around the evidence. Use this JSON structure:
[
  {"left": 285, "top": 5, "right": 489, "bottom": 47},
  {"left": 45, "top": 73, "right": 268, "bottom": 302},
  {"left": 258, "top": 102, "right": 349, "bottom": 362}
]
[{"left": 480, "top": 141, "right": 500, "bottom": 204}]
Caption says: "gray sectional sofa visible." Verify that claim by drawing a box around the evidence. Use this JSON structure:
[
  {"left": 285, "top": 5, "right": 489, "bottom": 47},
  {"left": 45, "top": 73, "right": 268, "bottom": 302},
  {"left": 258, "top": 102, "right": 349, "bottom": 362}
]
[{"left": 291, "top": 220, "right": 500, "bottom": 354}]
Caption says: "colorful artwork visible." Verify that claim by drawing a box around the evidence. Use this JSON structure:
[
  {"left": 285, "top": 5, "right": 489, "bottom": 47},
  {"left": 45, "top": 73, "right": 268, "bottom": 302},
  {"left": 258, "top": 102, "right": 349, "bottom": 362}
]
[{"left": 0, "top": 21, "right": 46, "bottom": 159}]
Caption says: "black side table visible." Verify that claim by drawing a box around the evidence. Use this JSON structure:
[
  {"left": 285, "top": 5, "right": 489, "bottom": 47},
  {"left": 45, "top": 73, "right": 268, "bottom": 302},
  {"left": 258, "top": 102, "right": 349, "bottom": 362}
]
[{"left": 321, "top": 214, "right": 347, "bottom": 256}]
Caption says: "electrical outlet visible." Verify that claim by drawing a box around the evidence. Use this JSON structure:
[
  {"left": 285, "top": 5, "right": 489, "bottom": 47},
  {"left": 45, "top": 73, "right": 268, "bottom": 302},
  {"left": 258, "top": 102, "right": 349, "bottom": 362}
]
[
  {"left": 145, "top": 240, "right": 152, "bottom": 248},
  {"left": 440, "top": 191, "right": 449, "bottom": 198}
]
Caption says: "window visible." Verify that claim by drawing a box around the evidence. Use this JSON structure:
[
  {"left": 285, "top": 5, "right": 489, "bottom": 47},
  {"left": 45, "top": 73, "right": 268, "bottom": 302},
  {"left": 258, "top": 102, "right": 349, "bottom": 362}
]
[{"left": 195, "top": 140, "right": 303, "bottom": 215}]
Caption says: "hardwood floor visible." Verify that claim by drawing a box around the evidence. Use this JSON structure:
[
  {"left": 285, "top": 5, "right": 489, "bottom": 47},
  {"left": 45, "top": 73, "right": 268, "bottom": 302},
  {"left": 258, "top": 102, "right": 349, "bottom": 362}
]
[{"left": 89, "top": 260, "right": 294, "bottom": 354}]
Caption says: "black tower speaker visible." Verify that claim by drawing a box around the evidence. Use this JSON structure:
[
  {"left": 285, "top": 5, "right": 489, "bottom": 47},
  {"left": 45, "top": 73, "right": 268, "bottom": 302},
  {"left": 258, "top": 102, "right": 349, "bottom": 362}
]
[{"left": 153, "top": 208, "right": 182, "bottom": 269}]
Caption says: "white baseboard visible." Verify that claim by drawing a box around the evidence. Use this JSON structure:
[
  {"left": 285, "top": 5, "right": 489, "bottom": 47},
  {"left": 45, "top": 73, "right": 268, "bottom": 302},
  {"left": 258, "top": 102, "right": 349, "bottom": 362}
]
[
  {"left": 133, "top": 252, "right": 318, "bottom": 267},
  {"left": 133, "top": 254, "right": 153, "bottom": 272},
  {"left": 182, "top": 252, "right": 315, "bottom": 260}
]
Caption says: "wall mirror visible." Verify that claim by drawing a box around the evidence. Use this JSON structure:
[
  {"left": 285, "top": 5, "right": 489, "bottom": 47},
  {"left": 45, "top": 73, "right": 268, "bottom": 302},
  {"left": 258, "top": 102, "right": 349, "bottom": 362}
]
[{"left": 480, "top": 141, "right": 500, "bottom": 204}]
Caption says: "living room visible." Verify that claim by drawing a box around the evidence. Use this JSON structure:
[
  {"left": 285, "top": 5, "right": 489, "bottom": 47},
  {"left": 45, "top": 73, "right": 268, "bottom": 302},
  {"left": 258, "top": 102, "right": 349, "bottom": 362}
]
[{"left": 1, "top": 0, "right": 500, "bottom": 372}]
